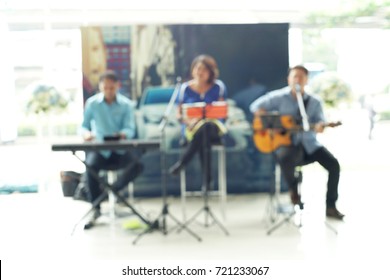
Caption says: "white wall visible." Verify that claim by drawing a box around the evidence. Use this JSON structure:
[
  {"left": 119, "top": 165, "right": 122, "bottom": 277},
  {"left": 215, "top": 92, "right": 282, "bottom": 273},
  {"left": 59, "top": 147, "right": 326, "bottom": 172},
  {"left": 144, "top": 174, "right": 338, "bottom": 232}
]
[
  {"left": 333, "top": 28, "right": 390, "bottom": 95},
  {"left": 0, "top": 19, "right": 18, "bottom": 143}
]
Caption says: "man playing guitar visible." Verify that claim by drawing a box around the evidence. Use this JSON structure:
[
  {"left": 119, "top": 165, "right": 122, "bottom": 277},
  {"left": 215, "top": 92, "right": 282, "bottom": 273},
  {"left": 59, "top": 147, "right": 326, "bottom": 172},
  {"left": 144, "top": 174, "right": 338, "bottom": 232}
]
[{"left": 250, "top": 65, "right": 344, "bottom": 220}]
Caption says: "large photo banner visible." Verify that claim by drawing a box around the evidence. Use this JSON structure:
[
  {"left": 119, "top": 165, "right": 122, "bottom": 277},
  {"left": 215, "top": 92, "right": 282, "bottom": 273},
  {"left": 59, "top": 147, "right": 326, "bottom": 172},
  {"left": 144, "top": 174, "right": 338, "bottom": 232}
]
[
  {"left": 81, "top": 23, "right": 289, "bottom": 196},
  {"left": 81, "top": 26, "right": 132, "bottom": 102}
]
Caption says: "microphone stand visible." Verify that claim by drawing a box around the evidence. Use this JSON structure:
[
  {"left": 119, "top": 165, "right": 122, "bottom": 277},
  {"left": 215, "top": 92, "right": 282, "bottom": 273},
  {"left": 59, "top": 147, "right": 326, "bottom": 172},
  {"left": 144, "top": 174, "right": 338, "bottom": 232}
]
[
  {"left": 270, "top": 84, "right": 338, "bottom": 234},
  {"left": 295, "top": 85, "right": 309, "bottom": 132},
  {"left": 179, "top": 103, "right": 229, "bottom": 236},
  {"left": 133, "top": 78, "right": 201, "bottom": 244}
]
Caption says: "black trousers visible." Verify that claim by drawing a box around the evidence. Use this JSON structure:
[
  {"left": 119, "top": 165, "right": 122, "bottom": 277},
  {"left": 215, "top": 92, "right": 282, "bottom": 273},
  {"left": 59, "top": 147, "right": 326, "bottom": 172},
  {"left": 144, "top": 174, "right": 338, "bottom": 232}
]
[
  {"left": 85, "top": 151, "right": 143, "bottom": 208},
  {"left": 180, "top": 122, "right": 221, "bottom": 185},
  {"left": 275, "top": 145, "right": 340, "bottom": 208}
]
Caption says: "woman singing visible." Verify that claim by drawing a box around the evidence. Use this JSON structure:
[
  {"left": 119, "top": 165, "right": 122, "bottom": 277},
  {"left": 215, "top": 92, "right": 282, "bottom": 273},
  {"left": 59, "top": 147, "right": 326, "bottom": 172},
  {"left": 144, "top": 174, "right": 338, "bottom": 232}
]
[{"left": 168, "top": 54, "right": 227, "bottom": 187}]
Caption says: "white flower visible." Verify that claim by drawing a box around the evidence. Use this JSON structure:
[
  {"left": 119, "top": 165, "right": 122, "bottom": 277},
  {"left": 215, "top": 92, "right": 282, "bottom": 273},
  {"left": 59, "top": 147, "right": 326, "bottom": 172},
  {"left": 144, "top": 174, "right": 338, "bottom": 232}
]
[{"left": 25, "top": 83, "right": 69, "bottom": 114}]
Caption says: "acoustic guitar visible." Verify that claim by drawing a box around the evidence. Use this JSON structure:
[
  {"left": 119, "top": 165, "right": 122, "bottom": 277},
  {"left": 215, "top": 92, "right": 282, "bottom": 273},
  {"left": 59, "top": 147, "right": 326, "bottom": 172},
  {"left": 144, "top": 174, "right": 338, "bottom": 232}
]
[{"left": 252, "top": 115, "right": 342, "bottom": 153}]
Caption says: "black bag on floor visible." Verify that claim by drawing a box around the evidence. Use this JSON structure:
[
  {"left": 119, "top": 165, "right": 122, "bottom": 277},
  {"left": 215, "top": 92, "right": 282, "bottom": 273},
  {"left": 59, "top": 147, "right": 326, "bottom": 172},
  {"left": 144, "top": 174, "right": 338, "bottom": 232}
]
[
  {"left": 60, "top": 171, "right": 81, "bottom": 197},
  {"left": 73, "top": 172, "right": 90, "bottom": 202}
]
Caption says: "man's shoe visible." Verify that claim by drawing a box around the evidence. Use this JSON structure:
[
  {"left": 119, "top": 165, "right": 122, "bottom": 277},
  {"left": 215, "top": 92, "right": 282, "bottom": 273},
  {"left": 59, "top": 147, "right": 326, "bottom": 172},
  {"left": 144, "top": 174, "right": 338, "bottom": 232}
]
[
  {"left": 289, "top": 189, "right": 301, "bottom": 205},
  {"left": 168, "top": 162, "right": 183, "bottom": 176},
  {"left": 326, "top": 207, "right": 345, "bottom": 220},
  {"left": 84, "top": 209, "right": 101, "bottom": 230}
]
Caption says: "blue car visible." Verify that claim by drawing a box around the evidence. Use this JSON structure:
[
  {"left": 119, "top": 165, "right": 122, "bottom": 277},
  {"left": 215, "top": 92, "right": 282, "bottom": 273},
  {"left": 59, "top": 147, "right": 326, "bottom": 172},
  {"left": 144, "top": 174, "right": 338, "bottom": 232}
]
[{"left": 133, "top": 86, "right": 274, "bottom": 196}]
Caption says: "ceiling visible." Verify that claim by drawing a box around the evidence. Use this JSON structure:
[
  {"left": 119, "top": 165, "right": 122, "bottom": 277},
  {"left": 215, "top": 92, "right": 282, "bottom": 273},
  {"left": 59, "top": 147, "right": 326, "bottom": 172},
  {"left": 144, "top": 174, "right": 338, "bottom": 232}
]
[
  {"left": 0, "top": 0, "right": 337, "bottom": 30},
  {"left": 1, "top": 0, "right": 389, "bottom": 30}
]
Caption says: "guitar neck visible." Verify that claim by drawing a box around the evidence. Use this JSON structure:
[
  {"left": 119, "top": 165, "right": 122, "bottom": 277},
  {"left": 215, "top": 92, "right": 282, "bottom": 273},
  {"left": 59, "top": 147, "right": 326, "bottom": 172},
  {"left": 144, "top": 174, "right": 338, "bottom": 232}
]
[{"left": 293, "top": 121, "right": 342, "bottom": 132}]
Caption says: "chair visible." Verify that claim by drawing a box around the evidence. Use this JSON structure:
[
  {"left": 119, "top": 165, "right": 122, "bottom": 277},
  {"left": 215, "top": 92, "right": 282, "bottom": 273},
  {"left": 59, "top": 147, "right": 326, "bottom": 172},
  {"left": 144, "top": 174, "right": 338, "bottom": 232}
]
[{"left": 180, "top": 144, "right": 227, "bottom": 222}]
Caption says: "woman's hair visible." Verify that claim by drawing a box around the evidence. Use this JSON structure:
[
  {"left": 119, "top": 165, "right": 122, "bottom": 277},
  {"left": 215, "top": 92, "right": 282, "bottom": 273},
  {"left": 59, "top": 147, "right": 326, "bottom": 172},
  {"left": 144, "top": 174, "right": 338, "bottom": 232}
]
[{"left": 190, "top": 54, "right": 219, "bottom": 84}]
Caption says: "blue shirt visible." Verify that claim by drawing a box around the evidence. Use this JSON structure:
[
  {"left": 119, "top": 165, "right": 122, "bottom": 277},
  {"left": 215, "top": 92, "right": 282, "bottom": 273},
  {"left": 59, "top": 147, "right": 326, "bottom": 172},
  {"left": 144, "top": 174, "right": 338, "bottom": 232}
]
[
  {"left": 177, "top": 80, "right": 227, "bottom": 104},
  {"left": 176, "top": 80, "right": 227, "bottom": 137},
  {"left": 249, "top": 86, "right": 325, "bottom": 154},
  {"left": 81, "top": 92, "right": 136, "bottom": 157}
]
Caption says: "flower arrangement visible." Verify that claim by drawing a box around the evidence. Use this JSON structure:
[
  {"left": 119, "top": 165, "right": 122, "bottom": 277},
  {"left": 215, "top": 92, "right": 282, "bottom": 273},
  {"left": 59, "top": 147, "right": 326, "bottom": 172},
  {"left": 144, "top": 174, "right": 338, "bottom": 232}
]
[
  {"left": 309, "top": 72, "right": 352, "bottom": 107},
  {"left": 26, "top": 83, "right": 68, "bottom": 114}
]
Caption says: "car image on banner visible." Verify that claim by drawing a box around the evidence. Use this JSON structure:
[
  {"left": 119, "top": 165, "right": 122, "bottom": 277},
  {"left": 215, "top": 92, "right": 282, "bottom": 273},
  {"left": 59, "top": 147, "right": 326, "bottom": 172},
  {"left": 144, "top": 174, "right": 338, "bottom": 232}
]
[{"left": 133, "top": 86, "right": 259, "bottom": 196}]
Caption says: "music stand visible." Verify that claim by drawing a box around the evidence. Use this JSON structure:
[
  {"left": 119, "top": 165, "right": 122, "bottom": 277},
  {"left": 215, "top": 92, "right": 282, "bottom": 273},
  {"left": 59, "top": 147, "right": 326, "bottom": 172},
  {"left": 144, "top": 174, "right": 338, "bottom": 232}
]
[
  {"left": 133, "top": 78, "right": 202, "bottom": 244},
  {"left": 179, "top": 102, "right": 229, "bottom": 236},
  {"left": 260, "top": 113, "right": 285, "bottom": 129}
]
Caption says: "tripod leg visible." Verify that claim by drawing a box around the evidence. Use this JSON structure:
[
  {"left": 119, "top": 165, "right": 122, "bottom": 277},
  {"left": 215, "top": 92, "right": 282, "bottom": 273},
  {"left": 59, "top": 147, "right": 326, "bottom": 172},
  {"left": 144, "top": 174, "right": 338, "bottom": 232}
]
[
  {"left": 266, "top": 212, "right": 295, "bottom": 235},
  {"left": 71, "top": 190, "right": 109, "bottom": 235},
  {"left": 205, "top": 207, "right": 229, "bottom": 235},
  {"left": 179, "top": 207, "right": 205, "bottom": 231},
  {"left": 166, "top": 212, "right": 202, "bottom": 241},
  {"left": 71, "top": 207, "right": 95, "bottom": 235},
  {"left": 324, "top": 221, "right": 338, "bottom": 235},
  {"left": 133, "top": 206, "right": 202, "bottom": 244},
  {"left": 179, "top": 204, "right": 229, "bottom": 236},
  {"left": 109, "top": 186, "right": 151, "bottom": 226},
  {"left": 132, "top": 220, "right": 160, "bottom": 245}
]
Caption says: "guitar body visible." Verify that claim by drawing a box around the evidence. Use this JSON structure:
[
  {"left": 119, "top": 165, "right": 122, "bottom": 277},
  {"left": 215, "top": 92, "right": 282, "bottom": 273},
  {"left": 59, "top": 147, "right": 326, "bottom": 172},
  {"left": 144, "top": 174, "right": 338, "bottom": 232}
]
[
  {"left": 252, "top": 115, "right": 342, "bottom": 153},
  {"left": 252, "top": 115, "right": 295, "bottom": 153}
]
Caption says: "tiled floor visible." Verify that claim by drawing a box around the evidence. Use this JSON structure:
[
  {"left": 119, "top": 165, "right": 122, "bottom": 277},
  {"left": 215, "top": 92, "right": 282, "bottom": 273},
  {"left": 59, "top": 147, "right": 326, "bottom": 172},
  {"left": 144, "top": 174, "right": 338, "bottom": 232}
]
[
  {"left": 1, "top": 166, "right": 388, "bottom": 261},
  {"left": 1, "top": 111, "right": 390, "bottom": 278}
]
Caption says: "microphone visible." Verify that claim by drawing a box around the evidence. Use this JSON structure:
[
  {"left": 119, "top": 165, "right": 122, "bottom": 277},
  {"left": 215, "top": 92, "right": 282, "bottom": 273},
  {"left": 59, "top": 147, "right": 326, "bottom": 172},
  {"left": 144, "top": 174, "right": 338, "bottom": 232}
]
[{"left": 295, "top": 84, "right": 301, "bottom": 94}]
